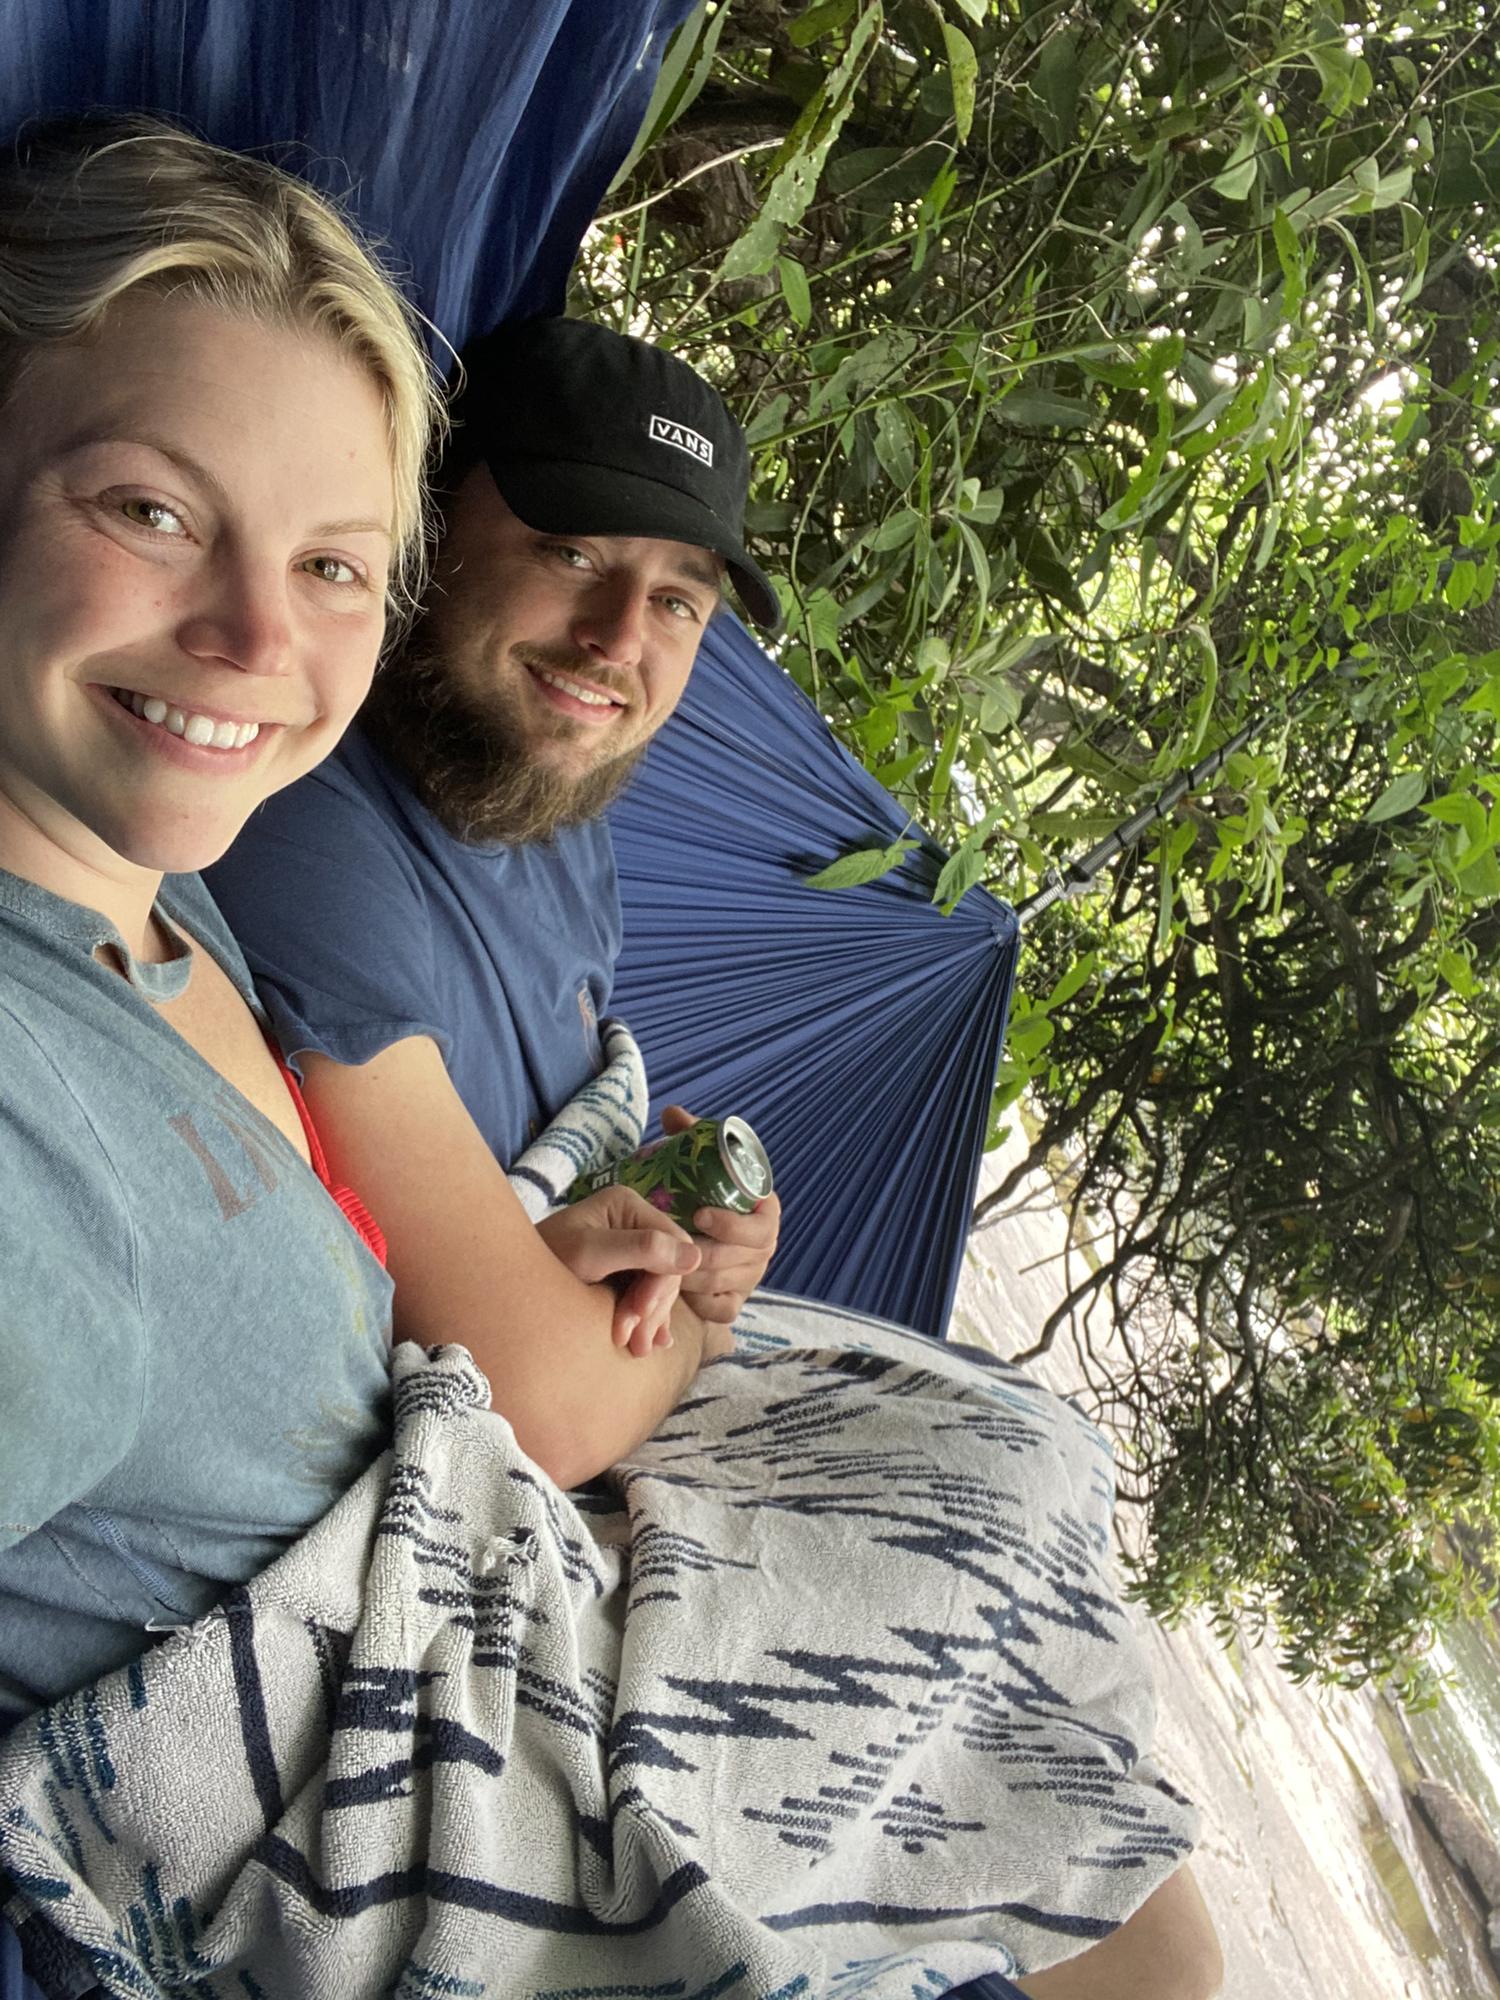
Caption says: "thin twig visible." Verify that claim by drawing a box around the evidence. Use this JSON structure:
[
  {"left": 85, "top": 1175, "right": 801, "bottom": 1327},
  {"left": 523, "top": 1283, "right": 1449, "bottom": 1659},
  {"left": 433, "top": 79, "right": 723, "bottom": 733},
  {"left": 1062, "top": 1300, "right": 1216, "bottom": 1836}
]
[{"left": 592, "top": 139, "right": 783, "bottom": 231}]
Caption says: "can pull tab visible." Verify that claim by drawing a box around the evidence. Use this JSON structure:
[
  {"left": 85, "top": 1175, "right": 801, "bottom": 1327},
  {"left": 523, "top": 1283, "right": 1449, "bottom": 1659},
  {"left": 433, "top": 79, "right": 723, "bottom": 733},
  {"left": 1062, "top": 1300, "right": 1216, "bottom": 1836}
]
[{"left": 723, "top": 1119, "right": 771, "bottom": 1198}]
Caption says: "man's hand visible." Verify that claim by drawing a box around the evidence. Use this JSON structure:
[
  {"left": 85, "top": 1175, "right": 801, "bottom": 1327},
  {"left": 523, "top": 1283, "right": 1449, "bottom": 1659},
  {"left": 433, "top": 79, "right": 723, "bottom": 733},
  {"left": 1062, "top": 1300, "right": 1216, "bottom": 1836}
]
[
  {"left": 537, "top": 1188, "right": 701, "bottom": 1356},
  {"left": 660, "top": 1104, "right": 781, "bottom": 1324}
]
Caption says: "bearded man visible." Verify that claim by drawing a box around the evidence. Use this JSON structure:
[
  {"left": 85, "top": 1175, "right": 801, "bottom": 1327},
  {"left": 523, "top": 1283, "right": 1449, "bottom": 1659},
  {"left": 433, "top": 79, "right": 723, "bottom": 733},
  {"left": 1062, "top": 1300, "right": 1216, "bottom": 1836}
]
[{"left": 206, "top": 319, "right": 783, "bottom": 1419}]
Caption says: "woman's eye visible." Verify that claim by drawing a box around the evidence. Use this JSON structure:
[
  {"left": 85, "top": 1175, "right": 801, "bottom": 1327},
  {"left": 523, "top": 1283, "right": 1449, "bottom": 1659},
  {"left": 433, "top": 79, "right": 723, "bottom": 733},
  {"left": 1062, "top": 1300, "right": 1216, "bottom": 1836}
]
[
  {"left": 301, "top": 554, "right": 363, "bottom": 588},
  {"left": 118, "top": 496, "right": 186, "bottom": 536}
]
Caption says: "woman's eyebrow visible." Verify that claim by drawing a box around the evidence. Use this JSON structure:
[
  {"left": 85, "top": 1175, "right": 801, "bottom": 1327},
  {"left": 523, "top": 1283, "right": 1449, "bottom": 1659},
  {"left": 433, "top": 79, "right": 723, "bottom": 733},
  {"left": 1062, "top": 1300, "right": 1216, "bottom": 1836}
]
[
  {"left": 57, "top": 425, "right": 230, "bottom": 500},
  {"left": 310, "top": 516, "right": 393, "bottom": 541},
  {"left": 55, "top": 426, "right": 392, "bottom": 539}
]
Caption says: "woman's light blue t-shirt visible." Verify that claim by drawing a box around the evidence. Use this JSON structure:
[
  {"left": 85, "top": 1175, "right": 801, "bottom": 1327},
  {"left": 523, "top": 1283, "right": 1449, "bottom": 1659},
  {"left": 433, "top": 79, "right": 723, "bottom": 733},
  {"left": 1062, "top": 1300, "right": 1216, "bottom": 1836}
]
[{"left": 0, "top": 868, "right": 394, "bottom": 1721}]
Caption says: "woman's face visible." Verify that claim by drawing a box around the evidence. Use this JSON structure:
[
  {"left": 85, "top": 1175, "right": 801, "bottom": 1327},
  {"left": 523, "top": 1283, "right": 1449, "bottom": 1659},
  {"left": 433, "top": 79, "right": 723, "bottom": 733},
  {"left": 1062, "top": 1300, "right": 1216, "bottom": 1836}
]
[{"left": 0, "top": 291, "right": 394, "bottom": 882}]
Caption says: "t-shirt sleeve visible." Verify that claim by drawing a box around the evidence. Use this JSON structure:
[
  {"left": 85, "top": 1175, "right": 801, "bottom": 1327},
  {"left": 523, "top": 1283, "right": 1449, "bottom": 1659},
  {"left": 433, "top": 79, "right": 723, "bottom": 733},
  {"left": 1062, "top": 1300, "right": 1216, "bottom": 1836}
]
[
  {"left": 0, "top": 1015, "right": 144, "bottom": 1552},
  {"left": 204, "top": 772, "right": 449, "bottom": 1071}
]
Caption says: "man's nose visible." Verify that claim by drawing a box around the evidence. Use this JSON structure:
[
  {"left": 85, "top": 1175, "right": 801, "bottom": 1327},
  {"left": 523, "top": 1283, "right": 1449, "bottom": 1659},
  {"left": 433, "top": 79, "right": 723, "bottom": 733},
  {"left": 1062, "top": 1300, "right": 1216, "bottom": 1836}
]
[
  {"left": 571, "top": 576, "right": 647, "bottom": 671},
  {"left": 175, "top": 554, "right": 294, "bottom": 677}
]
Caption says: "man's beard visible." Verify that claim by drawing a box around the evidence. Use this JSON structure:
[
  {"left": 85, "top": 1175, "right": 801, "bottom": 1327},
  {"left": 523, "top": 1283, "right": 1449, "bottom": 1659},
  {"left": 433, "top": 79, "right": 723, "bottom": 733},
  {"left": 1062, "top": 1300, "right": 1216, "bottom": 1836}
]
[{"left": 361, "top": 627, "right": 648, "bottom": 848}]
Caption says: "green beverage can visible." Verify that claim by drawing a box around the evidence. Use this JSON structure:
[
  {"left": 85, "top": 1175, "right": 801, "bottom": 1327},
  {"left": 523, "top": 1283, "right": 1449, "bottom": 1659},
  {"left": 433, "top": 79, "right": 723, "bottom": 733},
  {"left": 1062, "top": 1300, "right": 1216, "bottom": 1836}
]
[{"left": 566, "top": 1115, "right": 773, "bottom": 1227}]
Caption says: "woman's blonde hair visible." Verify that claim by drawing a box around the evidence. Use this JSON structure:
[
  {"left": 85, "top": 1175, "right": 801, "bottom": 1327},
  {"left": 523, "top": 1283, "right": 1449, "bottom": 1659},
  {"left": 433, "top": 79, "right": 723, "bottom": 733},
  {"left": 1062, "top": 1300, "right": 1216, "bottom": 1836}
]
[{"left": 0, "top": 114, "right": 445, "bottom": 614}]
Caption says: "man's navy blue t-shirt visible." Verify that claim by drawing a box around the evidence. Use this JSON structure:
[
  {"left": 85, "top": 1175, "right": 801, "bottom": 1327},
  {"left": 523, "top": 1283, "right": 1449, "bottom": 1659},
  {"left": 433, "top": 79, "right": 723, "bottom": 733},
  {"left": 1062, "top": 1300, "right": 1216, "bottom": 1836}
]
[{"left": 204, "top": 726, "right": 621, "bottom": 1167}]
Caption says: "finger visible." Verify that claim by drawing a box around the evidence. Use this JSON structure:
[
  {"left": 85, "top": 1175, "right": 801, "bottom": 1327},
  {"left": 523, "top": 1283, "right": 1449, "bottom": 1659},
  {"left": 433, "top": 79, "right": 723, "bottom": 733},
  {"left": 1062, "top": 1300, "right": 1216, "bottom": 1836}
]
[
  {"left": 679, "top": 1283, "right": 742, "bottom": 1323},
  {"left": 616, "top": 1268, "right": 681, "bottom": 1350},
  {"left": 630, "top": 1299, "right": 676, "bottom": 1356},
  {"left": 635, "top": 1230, "right": 702, "bottom": 1274},
  {"left": 626, "top": 1314, "right": 673, "bottom": 1358},
  {"left": 659, "top": 1104, "right": 697, "bottom": 1135},
  {"left": 683, "top": 1237, "right": 761, "bottom": 1276},
  {"left": 630, "top": 1318, "right": 669, "bottom": 1359},
  {"left": 605, "top": 1187, "right": 697, "bottom": 1245},
  {"left": 690, "top": 1212, "right": 777, "bottom": 1252},
  {"left": 636, "top": 1268, "right": 680, "bottom": 1339},
  {"left": 690, "top": 1193, "right": 781, "bottom": 1244},
  {"left": 586, "top": 1230, "right": 700, "bottom": 1284}
]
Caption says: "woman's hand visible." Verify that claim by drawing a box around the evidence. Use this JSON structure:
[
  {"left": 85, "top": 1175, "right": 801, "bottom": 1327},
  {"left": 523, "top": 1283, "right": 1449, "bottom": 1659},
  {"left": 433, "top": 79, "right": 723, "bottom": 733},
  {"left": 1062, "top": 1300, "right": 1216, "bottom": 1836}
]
[{"left": 537, "top": 1188, "right": 702, "bottom": 1356}]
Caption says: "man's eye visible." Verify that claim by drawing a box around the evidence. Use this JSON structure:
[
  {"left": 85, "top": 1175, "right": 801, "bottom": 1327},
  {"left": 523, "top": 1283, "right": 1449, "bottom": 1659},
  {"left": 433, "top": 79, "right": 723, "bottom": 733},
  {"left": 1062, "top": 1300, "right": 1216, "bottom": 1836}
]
[
  {"left": 301, "top": 554, "right": 363, "bottom": 588},
  {"left": 548, "top": 543, "right": 592, "bottom": 569},
  {"left": 660, "top": 595, "right": 700, "bottom": 622},
  {"left": 118, "top": 496, "right": 186, "bottom": 536}
]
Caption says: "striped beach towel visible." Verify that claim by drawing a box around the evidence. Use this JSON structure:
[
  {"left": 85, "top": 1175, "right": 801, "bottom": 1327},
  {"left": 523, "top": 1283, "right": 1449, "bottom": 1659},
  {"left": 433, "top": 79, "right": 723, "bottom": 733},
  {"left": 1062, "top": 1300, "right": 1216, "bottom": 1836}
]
[{"left": 0, "top": 1296, "right": 1195, "bottom": 1997}]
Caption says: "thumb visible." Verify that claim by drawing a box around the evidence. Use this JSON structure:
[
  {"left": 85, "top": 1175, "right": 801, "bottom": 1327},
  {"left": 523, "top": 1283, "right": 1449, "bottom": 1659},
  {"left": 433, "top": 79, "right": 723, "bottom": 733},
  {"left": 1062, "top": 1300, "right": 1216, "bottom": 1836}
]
[
  {"left": 620, "top": 1228, "right": 702, "bottom": 1275},
  {"left": 564, "top": 1228, "right": 700, "bottom": 1285},
  {"left": 660, "top": 1103, "right": 698, "bottom": 1136}
]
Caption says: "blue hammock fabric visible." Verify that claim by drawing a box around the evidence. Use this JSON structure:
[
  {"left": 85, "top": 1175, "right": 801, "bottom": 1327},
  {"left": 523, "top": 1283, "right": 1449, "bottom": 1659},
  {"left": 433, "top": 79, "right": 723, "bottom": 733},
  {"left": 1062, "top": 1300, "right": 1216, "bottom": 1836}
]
[
  {"left": 0, "top": 0, "right": 698, "bottom": 336},
  {"left": 609, "top": 614, "right": 1018, "bottom": 1338}
]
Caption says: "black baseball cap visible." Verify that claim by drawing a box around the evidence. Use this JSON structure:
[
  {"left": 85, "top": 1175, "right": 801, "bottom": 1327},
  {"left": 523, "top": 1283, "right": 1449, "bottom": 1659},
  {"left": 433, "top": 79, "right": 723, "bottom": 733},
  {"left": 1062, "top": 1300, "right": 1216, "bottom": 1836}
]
[{"left": 449, "top": 317, "right": 781, "bottom": 634}]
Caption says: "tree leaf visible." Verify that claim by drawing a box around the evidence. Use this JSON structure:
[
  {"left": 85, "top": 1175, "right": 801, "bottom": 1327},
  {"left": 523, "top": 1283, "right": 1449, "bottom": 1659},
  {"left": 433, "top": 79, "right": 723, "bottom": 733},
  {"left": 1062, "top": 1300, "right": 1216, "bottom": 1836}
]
[
  {"left": 863, "top": 507, "right": 920, "bottom": 551},
  {"left": 718, "top": 2, "right": 883, "bottom": 281},
  {"left": 604, "top": 1, "right": 728, "bottom": 193},
  {"left": 939, "top": 20, "right": 978, "bottom": 144},
  {"left": 1046, "top": 952, "right": 1098, "bottom": 1011},
  {"left": 1212, "top": 132, "right": 1259, "bottom": 202},
  {"left": 1366, "top": 772, "right": 1426, "bottom": 824},
  {"left": 874, "top": 744, "right": 929, "bottom": 788},
  {"left": 1000, "top": 386, "right": 1092, "bottom": 429},
  {"left": 744, "top": 391, "right": 791, "bottom": 448},
  {"left": 872, "top": 401, "right": 916, "bottom": 486},
  {"left": 803, "top": 837, "right": 920, "bottom": 890},
  {"left": 933, "top": 831, "right": 989, "bottom": 912},
  {"left": 929, "top": 712, "right": 962, "bottom": 811},
  {"left": 931, "top": 801, "right": 1008, "bottom": 912},
  {"left": 789, "top": 0, "right": 858, "bottom": 46},
  {"left": 778, "top": 255, "right": 813, "bottom": 327},
  {"left": 1034, "top": 31, "right": 1079, "bottom": 147}
]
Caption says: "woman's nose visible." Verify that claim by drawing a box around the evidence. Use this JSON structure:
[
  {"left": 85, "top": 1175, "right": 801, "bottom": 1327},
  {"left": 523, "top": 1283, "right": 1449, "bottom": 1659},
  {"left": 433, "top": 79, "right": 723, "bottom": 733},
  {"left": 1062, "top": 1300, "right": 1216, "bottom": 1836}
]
[{"left": 175, "top": 558, "right": 293, "bottom": 676}]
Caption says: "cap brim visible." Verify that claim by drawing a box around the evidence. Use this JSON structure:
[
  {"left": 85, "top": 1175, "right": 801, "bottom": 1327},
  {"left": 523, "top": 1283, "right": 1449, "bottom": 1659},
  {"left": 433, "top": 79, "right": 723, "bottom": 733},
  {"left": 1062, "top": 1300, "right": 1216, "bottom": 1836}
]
[{"left": 487, "top": 454, "right": 783, "bottom": 635}]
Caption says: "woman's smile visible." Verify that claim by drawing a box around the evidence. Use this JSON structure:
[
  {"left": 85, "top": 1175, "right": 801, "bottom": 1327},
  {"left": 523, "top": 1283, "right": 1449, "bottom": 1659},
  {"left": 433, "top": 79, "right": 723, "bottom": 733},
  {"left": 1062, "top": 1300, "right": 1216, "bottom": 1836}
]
[{"left": 104, "top": 685, "right": 266, "bottom": 751}]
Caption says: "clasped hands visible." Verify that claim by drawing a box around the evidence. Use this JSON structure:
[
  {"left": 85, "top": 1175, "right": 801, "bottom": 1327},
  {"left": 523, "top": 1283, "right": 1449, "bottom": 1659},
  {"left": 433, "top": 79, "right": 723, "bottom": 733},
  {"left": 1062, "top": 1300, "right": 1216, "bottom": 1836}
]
[{"left": 535, "top": 1105, "right": 781, "bottom": 1358}]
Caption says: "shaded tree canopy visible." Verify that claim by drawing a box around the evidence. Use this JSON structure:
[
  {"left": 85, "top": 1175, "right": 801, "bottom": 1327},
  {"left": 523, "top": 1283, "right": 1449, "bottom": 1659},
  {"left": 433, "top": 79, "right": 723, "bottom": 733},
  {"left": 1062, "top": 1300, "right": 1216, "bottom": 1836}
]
[{"left": 587, "top": 0, "right": 1500, "bottom": 1701}]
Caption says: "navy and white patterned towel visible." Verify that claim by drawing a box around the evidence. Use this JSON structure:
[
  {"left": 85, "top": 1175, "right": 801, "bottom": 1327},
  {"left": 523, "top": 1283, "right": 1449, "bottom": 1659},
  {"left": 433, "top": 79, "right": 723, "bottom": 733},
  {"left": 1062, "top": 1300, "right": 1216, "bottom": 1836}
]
[
  {"left": 0, "top": 1298, "right": 1196, "bottom": 1998},
  {"left": 506, "top": 1018, "right": 648, "bottom": 1222}
]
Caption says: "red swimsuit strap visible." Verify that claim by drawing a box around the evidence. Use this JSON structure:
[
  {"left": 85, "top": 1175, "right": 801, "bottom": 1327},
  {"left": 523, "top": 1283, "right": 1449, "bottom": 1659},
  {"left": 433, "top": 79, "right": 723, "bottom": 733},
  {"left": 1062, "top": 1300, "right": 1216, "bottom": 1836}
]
[{"left": 272, "top": 1049, "right": 388, "bottom": 1268}]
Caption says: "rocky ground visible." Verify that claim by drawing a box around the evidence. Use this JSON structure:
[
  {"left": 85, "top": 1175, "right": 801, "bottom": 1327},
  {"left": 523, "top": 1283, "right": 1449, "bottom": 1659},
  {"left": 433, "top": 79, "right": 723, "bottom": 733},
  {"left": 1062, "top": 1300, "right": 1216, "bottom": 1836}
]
[{"left": 952, "top": 1136, "right": 1499, "bottom": 2000}]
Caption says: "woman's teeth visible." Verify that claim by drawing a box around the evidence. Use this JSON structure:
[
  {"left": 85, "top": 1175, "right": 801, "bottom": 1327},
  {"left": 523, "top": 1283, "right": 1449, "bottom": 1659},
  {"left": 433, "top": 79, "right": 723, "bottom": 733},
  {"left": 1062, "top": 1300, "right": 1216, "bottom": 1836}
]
[{"left": 114, "top": 688, "right": 259, "bottom": 750}]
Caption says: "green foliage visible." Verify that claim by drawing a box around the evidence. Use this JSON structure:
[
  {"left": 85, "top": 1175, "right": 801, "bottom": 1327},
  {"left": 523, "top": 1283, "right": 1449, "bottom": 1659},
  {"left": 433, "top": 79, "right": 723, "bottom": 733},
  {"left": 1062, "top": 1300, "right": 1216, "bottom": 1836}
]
[{"left": 584, "top": 0, "right": 1500, "bottom": 1699}]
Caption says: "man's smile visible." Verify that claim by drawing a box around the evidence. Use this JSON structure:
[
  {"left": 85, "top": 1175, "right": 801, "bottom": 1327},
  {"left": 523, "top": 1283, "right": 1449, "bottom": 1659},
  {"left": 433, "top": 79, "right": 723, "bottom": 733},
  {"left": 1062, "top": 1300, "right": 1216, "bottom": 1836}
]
[{"left": 524, "top": 659, "right": 629, "bottom": 726}]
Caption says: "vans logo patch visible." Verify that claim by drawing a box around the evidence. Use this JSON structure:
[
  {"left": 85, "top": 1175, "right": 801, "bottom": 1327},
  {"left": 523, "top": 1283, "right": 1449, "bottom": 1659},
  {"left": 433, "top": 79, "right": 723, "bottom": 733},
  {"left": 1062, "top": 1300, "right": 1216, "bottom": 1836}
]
[{"left": 648, "top": 414, "right": 714, "bottom": 466}]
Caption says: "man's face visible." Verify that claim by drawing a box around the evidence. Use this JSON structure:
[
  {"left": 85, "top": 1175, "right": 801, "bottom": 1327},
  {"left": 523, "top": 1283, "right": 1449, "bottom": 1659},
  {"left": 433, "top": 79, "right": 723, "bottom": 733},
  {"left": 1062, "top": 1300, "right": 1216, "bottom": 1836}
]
[{"left": 382, "top": 464, "right": 724, "bottom": 840}]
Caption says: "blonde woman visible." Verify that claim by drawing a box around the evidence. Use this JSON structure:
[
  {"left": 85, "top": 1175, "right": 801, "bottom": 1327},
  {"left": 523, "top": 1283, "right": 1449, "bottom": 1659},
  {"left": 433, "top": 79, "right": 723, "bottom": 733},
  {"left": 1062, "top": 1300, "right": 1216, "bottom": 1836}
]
[{"left": 0, "top": 114, "right": 443, "bottom": 1723}]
